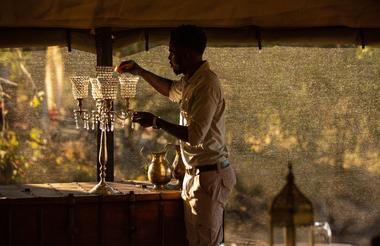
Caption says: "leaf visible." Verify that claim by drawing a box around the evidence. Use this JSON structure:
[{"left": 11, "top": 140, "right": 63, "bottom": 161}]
[
  {"left": 30, "top": 128, "right": 42, "bottom": 141},
  {"left": 56, "top": 156, "right": 64, "bottom": 165},
  {"left": 8, "top": 133, "right": 19, "bottom": 147},
  {"left": 30, "top": 95, "right": 41, "bottom": 108}
]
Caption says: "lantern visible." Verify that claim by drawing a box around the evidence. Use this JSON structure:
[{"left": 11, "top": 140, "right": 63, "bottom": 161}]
[{"left": 270, "top": 162, "right": 314, "bottom": 246}]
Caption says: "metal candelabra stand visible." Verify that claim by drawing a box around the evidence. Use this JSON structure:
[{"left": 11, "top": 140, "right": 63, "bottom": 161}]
[{"left": 71, "top": 66, "right": 139, "bottom": 195}]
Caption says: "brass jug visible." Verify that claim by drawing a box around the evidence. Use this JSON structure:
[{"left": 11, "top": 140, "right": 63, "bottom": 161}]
[
  {"left": 147, "top": 151, "right": 172, "bottom": 189},
  {"left": 172, "top": 145, "right": 185, "bottom": 186}
]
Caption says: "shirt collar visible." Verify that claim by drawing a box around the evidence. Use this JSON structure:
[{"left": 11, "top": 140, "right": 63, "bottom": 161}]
[{"left": 183, "top": 61, "right": 210, "bottom": 84}]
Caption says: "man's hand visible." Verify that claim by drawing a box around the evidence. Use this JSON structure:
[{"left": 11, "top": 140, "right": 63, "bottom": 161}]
[
  {"left": 132, "top": 111, "right": 155, "bottom": 128},
  {"left": 116, "top": 60, "right": 143, "bottom": 75}
]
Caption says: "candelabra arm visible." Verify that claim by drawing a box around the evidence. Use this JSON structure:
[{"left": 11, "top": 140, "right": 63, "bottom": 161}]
[
  {"left": 111, "top": 98, "right": 133, "bottom": 121},
  {"left": 73, "top": 99, "right": 92, "bottom": 121}
]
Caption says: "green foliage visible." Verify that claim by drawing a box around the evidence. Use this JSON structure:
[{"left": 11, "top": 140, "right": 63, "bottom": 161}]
[
  {"left": 0, "top": 48, "right": 96, "bottom": 184},
  {"left": 0, "top": 131, "right": 26, "bottom": 183}
]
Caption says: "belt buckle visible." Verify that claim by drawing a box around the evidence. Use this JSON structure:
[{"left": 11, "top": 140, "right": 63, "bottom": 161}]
[{"left": 217, "top": 160, "right": 229, "bottom": 170}]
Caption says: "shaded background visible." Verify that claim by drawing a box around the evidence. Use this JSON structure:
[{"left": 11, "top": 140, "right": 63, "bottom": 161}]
[{"left": 0, "top": 46, "right": 379, "bottom": 245}]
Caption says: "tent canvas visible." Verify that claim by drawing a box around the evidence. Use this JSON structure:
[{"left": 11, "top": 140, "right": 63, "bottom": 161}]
[{"left": 1, "top": 0, "right": 380, "bottom": 53}]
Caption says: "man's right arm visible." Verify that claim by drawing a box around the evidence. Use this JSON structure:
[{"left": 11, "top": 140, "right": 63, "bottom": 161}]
[{"left": 117, "top": 60, "right": 172, "bottom": 97}]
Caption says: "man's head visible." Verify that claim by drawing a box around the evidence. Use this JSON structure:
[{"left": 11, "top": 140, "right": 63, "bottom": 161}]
[{"left": 169, "top": 25, "right": 207, "bottom": 75}]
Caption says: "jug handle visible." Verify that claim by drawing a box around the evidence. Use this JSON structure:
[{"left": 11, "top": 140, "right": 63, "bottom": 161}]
[
  {"left": 164, "top": 143, "right": 182, "bottom": 164},
  {"left": 139, "top": 145, "right": 152, "bottom": 163}
]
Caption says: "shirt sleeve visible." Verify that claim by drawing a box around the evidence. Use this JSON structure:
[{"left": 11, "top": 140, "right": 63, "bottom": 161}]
[
  {"left": 187, "top": 81, "right": 220, "bottom": 146},
  {"left": 168, "top": 79, "right": 183, "bottom": 103}
]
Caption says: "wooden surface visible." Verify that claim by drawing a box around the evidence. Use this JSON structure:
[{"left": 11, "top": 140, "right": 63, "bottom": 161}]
[
  {"left": 0, "top": 182, "right": 187, "bottom": 246},
  {"left": 0, "top": 181, "right": 182, "bottom": 200}
]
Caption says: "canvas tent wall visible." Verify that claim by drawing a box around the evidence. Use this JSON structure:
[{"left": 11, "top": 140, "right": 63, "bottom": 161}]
[{"left": 1, "top": 0, "right": 380, "bottom": 54}]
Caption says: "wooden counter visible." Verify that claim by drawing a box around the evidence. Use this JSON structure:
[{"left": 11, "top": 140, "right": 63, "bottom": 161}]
[{"left": 0, "top": 182, "right": 187, "bottom": 246}]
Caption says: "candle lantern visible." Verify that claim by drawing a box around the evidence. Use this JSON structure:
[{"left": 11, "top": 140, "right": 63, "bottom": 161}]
[{"left": 270, "top": 162, "right": 314, "bottom": 246}]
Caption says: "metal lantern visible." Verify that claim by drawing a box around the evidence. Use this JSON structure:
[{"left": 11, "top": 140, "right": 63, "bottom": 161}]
[{"left": 270, "top": 162, "right": 314, "bottom": 246}]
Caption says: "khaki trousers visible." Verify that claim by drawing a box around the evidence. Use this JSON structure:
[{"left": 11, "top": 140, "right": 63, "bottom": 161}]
[{"left": 182, "top": 165, "right": 236, "bottom": 246}]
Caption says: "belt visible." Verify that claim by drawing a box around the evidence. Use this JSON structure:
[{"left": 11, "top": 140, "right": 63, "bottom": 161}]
[{"left": 187, "top": 160, "right": 230, "bottom": 175}]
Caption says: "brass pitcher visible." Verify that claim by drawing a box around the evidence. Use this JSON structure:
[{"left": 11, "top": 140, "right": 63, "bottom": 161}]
[
  {"left": 172, "top": 145, "right": 185, "bottom": 186},
  {"left": 147, "top": 151, "right": 172, "bottom": 189}
]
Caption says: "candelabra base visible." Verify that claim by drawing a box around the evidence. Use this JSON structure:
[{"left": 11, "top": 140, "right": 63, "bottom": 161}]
[
  {"left": 152, "top": 184, "right": 167, "bottom": 190},
  {"left": 89, "top": 180, "right": 121, "bottom": 195}
]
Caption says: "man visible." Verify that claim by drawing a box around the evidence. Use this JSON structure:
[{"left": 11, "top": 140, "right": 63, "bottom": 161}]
[{"left": 117, "top": 25, "right": 236, "bottom": 246}]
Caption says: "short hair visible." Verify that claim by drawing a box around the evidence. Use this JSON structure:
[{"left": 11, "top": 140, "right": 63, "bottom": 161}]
[{"left": 170, "top": 25, "right": 207, "bottom": 55}]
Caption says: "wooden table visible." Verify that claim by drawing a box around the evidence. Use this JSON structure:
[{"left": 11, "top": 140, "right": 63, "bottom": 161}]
[{"left": 0, "top": 182, "right": 187, "bottom": 246}]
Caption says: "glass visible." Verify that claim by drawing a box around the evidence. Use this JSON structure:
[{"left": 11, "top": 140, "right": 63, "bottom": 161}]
[
  {"left": 73, "top": 66, "right": 139, "bottom": 132},
  {"left": 71, "top": 76, "right": 89, "bottom": 99},
  {"left": 90, "top": 78, "right": 103, "bottom": 99},
  {"left": 95, "top": 65, "right": 118, "bottom": 78},
  {"left": 119, "top": 74, "right": 139, "bottom": 98},
  {"left": 98, "top": 77, "right": 118, "bottom": 100},
  {"left": 314, "top": 222, "right": 332, "bottom": 245}
]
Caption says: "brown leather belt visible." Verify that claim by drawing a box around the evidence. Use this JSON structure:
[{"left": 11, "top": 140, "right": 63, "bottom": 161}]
[
  {"left": 197, "top": 161, "right": 229, "bottom": 173},
  {"left": 186, "top": 160, "right": 230, "bottom": 175}
]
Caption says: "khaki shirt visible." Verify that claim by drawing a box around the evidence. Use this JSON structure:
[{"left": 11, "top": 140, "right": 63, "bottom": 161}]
[{"left": 169, "top": 61, "right": 228, "bottom": 168}]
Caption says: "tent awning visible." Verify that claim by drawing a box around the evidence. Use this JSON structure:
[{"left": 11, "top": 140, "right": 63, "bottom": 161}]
[
  {"left": 2, "top": 0, "right": 380, "bottom": 29},
  {"left": 1, "top": 0, "right": 380, "bottom": 53}
]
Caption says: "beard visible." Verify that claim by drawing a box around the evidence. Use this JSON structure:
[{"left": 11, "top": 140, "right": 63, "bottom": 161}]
[
  {"left": 173, "top": 67, "right": 181, "bottom": 75},
  {"left": 171, "top": 61, "right": 182, "bottom": 75}
]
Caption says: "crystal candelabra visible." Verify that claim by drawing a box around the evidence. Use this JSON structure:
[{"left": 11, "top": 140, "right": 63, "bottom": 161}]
[{"left": 71, "top": 66, "right": 139, "bottom": 195}]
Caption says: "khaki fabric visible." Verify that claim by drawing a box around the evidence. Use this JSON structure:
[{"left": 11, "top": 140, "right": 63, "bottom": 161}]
[
  {"left": 2, "top": 0, "right": 380, "bottom": 50},
  {"left": 169, "top": 61, "right": 229, "bottom": 168},
  {"left": 1, "top": 0, "right": 380, "bottom": 29},
  {"left": 182, "top": 165, "right": 236, "bottom": 246},
  {"left": 170, "top": 60, "right": 234, "bottom": 245}
]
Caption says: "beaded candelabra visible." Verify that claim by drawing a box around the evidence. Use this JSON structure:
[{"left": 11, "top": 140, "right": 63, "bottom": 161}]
[{"left": 71, "top": 66, "right": 139, "bottom": 195}]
